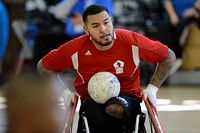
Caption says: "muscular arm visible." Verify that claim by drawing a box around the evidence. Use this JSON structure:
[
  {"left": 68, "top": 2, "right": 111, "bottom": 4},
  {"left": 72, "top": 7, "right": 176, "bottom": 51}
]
[
  {"left": 37, "top": 60, "right": 55, "bottom": 76},
  {"left": 150, "top": 49, "right": 176, "bottom": 88}
]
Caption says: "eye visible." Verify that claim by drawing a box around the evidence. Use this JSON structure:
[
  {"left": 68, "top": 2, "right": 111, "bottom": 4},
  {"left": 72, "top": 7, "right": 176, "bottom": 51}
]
[
  {"left": 92, "top": 25, "right": 98, "bottom": 28},
  {"left": 104, "top": 21, "right": 109, "bottom": 25}
]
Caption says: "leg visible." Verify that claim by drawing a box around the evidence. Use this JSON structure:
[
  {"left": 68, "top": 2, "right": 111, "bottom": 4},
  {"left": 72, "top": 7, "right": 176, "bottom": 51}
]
[
  {"left": 78, "top": 100, "right": 125, "bottom": 133},
  {"left": 78, "top": 95, "right": 143, "bottom": 133},
  {"left": 105, "top": 95, "right": 143, "bottom": 133},
  {"left": 105, "top": 103, "right": 125, "bottom": 119}
]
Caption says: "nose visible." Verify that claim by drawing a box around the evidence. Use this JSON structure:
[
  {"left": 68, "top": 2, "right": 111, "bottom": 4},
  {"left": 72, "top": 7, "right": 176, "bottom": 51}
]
[{"left": 100, "top": 24, "right": 106, "bottom": 33}]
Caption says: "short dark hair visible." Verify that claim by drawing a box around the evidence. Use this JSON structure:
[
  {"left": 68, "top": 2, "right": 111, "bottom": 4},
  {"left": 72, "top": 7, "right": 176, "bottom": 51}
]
[{"left": 82, "top": 4, "right": 110, "bottom": 24}]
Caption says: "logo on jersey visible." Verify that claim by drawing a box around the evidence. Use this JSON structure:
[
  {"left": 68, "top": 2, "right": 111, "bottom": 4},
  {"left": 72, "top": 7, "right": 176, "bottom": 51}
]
[
  {"left": 113, "top": 60, "right": 124, "bottom": 74},
  {"left": 85, "top": 50, "right": 92, "bottom": 55}
]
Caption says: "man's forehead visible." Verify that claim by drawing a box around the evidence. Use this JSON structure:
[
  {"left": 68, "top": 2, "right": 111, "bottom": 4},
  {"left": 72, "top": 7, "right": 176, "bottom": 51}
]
[{"left": 87, "top": 11, "right": 110, "bottom": 23}]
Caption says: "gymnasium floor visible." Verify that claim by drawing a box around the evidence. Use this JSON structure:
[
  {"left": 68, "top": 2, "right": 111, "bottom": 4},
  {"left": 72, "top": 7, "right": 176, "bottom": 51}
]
[
  {"left": 142, "top": 85, "right": 200, "bottom": 133},
  {"left": 0, "top": 71, "right": 200, "bottom": 133}
]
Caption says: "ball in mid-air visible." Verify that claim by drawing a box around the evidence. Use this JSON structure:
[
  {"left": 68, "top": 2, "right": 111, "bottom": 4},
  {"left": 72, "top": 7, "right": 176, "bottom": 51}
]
[{"left": 88, "top": 72, "right": 120, "bottom": 104}]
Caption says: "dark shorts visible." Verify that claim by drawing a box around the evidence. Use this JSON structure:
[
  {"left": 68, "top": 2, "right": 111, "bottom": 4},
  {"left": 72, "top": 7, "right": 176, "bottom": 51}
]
[{"left": 78, "top": 95, "right": 142, "bottom": 133}]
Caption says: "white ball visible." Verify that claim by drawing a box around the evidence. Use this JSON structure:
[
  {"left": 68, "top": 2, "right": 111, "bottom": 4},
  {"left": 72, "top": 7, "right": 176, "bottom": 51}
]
[{"left": 88, "top": 72, "right": 120, "bottom": 104}]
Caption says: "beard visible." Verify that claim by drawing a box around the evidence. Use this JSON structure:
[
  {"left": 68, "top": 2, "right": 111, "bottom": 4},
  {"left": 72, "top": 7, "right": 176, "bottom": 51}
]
[{"left": 90, "top": 30, "right": 114, "bottom": 46}]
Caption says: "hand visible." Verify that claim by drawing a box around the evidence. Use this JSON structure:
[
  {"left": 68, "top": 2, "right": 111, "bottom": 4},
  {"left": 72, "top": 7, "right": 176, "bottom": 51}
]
[
  {"left": 70, "top": 13, "right": 83, "bottom": 25},
  {"left": 170, "top": 15, "right": 179, "bottom": 26},
  {"left": 183, "top": 8, "right": 199, "bottom": 18},
  {"left": 143, "top": 84, "right": 158, "bottom": 109}
]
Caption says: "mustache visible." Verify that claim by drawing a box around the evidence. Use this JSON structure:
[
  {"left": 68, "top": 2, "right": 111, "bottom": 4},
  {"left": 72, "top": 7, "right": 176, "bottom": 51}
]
[{"left": 100, "top": 33, "right": 114, "bottom": 39}]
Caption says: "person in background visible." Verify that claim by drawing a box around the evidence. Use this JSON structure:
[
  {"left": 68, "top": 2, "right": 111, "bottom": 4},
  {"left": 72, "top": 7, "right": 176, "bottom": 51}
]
[
  {"left": 162, "top": 0, "right": 200, "bottom": 75},
  {"left": 32, "top": 0, "right": 113, "bottom": 67},
  {"left": 0, "top": 0, "right": 9, "bottom": 86},
  {"left": 3, "top": 73, "right": 60, "bottom": 133},
  {"left": 37, "top": 4, "right": 175, "bottom": 133},
  {"left": 25, "top": 0, "right": 63, "bottom": 57}
]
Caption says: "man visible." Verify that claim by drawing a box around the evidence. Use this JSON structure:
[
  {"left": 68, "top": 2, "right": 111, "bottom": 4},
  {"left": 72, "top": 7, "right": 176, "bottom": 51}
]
[
  {"left": 37, "top": 4, "right": 176, "bottom": 133},
  {"left": 32, "top": 0, "right": 113, "bottom": 67},
  {"left": 4, "top": 74, "right": 60, "bottom": 133}
]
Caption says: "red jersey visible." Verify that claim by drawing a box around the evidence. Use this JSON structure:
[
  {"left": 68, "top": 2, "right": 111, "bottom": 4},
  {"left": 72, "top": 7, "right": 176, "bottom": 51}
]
[{"left": 42, "top": 29, "right": 168, "bottom": 100}]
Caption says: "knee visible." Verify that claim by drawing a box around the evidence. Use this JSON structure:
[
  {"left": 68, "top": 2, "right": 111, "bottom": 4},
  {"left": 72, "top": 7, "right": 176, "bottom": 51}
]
[{"left": 105, "top": 103, "right": 125, "bottom": 119}]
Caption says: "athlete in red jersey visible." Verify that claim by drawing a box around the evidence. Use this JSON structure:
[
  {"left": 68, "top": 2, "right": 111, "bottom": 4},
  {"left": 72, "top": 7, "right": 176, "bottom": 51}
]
[
  {"left": 41, "top": 29, "right": 168, "bottom": 100},
  {"left": 38, "top": 4, "right": 175, "bottom": 133}
]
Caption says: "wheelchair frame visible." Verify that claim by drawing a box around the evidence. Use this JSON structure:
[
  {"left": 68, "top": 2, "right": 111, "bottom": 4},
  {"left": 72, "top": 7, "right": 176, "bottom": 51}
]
[
  {"left": 57, "top": 73, "right": 165, "bottom": 133},
  {"left": 62, "top": 94, "right": 165, "bottom": 133}
]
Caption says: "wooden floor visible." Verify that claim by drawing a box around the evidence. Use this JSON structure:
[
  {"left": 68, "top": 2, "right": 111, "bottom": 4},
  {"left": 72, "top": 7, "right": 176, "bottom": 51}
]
[{"left": 1, "top": 82, "right": 200, "bottom": 133}]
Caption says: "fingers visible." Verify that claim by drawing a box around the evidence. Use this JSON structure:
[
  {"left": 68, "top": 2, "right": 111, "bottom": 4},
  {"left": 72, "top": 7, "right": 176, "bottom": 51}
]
[
  {"left": 142, "top": 91, "right": 148, "bottom": 99},
  {"left": 142, "top": 89, "right": 157, "bottom": 106},
  {"left": 147, "top": 97, "right": 158, "bottom": 116},
  {"left": 142, "top": 84, "right": 159, "bottom": 114}
]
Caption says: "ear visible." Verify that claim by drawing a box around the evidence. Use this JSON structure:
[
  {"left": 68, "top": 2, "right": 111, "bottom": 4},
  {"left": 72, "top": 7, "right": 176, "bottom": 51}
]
[{"left": 83, "top": 25, "right": 89, "bottom": 34}]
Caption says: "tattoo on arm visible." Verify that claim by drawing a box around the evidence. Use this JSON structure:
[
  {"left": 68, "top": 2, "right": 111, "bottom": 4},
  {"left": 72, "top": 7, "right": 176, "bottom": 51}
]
[{"left": 150, "top": 49, "right": 176, "bottom": 88}]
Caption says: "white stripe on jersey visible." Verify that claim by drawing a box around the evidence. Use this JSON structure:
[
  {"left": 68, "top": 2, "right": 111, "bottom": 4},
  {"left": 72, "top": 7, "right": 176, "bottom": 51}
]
[
  {"left": 130, "top": 45, "right": 140, "bottom": 77},
  {"left": 71, "top": 52, "right": 85, "bottom": 83}
]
